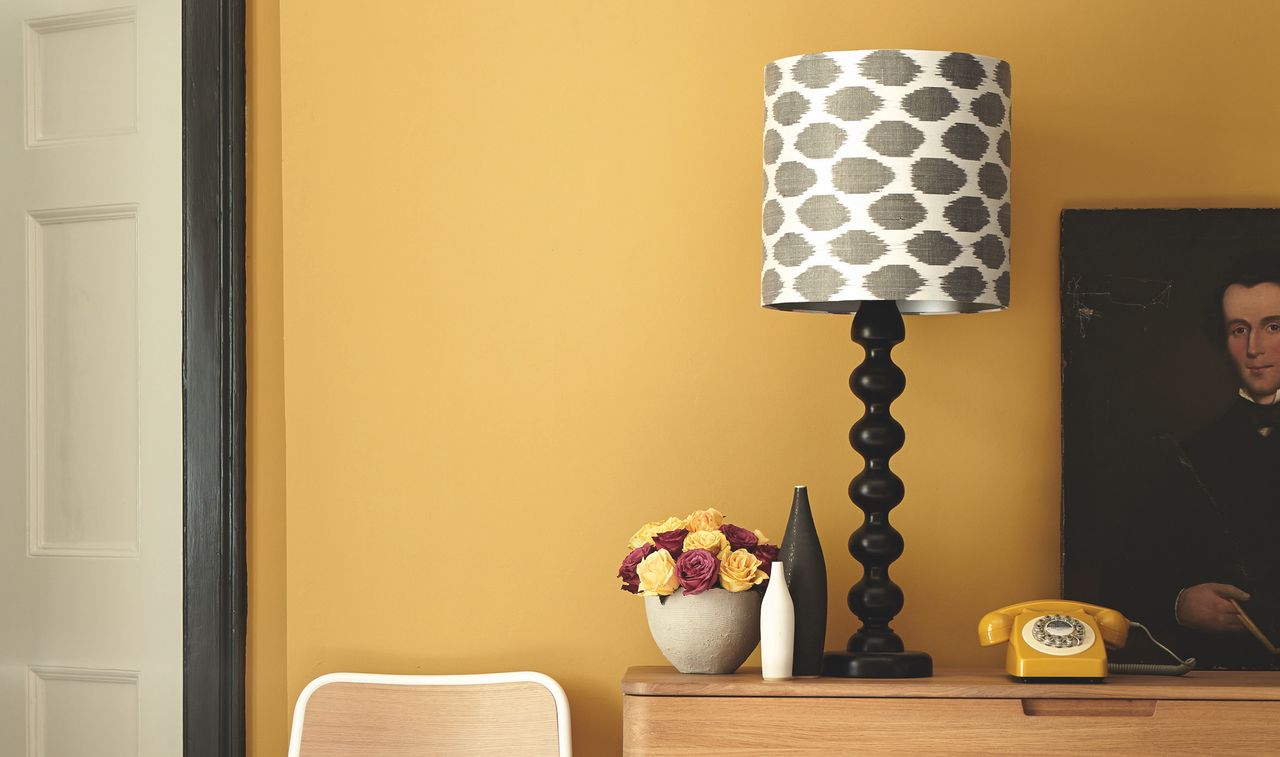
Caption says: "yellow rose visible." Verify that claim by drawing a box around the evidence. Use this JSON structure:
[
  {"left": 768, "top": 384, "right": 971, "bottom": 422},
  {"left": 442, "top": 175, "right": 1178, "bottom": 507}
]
[
  {"left": 719, "top": 548, "right": 767, "bottom": 592},
  {"left": 683, "top": 529, "right": 730, "bottom": 560},
  {"left": 685, "top": 507, "right": 725, "bottom": 532},
  {"left": 753, "top": 529, "right": 770, "bottom": 544},
  {"left": 636, "top": 549, "right": 679, "bottom": 596},
  {"left": 627, "top": 516, "right": 687, "bottom": 550}
]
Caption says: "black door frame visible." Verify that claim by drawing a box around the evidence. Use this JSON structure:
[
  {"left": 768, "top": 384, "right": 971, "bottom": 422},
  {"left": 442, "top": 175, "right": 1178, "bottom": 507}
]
[{"left": 182, "top": 0, "right": 247, "bottom": 756}]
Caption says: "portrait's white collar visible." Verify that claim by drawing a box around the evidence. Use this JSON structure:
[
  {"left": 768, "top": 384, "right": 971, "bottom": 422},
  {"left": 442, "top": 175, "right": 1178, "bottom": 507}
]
[{"left": 1239, "top": 387, "right": 1280, "bottom": 405}]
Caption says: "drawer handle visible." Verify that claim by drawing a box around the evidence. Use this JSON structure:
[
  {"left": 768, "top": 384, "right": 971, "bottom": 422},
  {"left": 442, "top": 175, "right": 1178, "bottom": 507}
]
[{"left": 1022, "top": 699, "right": 1157, "bottom": 717}]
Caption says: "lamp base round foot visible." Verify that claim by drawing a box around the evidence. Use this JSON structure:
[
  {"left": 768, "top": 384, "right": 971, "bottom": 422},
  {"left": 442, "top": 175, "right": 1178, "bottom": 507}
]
[{"left": 821, "top": 650, "right": 932, "bottom": 678}]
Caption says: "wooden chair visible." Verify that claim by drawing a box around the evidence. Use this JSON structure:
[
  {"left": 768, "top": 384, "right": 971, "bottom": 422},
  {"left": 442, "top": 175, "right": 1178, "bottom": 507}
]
[{"left": 287, "top": 671, "right": 572, "bottom": 756}]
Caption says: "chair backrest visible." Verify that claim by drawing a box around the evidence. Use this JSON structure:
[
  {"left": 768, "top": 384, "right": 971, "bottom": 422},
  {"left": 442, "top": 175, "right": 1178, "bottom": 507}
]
[{"left": 287, "top": 671, "right": 572, "bottom": 757}]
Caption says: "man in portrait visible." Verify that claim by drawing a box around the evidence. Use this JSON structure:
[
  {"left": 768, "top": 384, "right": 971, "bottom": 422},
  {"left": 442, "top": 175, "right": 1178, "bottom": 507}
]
[{"left": 1104, "top": 250, "right": 1280, "bottom": 669}]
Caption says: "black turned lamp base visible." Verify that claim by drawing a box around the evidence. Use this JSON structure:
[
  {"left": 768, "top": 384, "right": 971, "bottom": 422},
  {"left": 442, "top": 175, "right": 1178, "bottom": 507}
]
[
  {"left": 821, "top": 650, "right": 933, "bottom": 679},
  {"left": 830, "top": 300, "right": 932, "bottom": 680}
]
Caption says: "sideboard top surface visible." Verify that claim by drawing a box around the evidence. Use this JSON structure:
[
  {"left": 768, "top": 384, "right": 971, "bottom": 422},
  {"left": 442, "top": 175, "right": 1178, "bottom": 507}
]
[{"left": 622, "top": 666, "right": 1280, "bottom": 700}]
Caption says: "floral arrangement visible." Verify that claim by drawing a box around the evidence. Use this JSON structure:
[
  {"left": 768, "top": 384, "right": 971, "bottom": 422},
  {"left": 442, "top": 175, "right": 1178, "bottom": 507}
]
[{"left": 617, "top": 508, "right": 777, "bottom": 597}]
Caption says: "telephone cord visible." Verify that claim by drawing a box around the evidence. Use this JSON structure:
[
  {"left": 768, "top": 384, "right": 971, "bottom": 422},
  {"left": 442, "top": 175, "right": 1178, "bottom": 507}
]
[{"left": 1106, "top": 622, "right": 1196, "bottom": 676}]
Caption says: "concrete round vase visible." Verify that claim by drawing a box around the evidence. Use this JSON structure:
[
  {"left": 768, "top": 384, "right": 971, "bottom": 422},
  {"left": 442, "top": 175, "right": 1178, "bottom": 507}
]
[{"left": 644, "top": 588, "right": 763, "bottom": 674}]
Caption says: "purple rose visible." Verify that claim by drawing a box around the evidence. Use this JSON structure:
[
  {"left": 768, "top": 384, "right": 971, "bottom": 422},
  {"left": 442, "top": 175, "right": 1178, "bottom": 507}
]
[
  {"left": 720, "top": 523, "right": 758, "bottom": 552},
  {"left": 618, "top": 543, "right": 654, "bottom": 593},
  {"left": 754, "top": 544, "right": 779, "bottom": 575},
  {"left": 675, "top": 549, "right": 720, "bottom": 596},
  {"left": 652, "top": 528, "right": 688, "bottom": 557}
]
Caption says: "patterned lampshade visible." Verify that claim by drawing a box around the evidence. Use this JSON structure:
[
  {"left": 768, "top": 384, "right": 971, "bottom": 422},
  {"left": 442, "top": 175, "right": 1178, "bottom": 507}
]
[{"left": 761, "top": 50, "right": 1011, "bottom": 314}]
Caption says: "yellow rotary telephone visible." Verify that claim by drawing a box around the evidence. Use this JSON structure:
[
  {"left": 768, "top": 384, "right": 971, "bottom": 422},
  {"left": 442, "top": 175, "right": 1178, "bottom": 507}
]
[{"left": 978, "top": 600, "right": 1193, "bottom": 681}]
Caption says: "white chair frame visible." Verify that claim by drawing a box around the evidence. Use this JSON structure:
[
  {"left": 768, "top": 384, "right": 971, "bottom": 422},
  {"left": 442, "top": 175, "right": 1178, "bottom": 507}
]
[{"left": 287, "top": 670, "right": 573, "bottom": 757}]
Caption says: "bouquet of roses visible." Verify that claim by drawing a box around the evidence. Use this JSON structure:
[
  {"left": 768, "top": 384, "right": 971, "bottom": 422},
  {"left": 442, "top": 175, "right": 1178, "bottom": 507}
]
[{"left": 617, "top": 508, "right": 777, "bottom": 597}]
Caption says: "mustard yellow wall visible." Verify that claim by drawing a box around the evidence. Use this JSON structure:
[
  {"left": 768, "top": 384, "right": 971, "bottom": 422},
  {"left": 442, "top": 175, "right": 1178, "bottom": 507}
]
[
  {"left": 248, "top": 1, "right": 1280, "bottom": 753},
  {"left": 248, "top": 0, "right": 287, "bottom": 753}
]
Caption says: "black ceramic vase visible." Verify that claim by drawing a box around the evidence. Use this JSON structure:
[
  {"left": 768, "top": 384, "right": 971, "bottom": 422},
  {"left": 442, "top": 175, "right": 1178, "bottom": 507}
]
[{"left": 779, "top": 485, "right": 827, "bottom": 677}]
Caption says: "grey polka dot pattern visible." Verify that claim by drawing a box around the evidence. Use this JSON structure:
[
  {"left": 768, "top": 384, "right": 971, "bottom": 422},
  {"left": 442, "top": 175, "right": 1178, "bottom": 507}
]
[
  {"left": 995, "top": 270, "right": 1010, "bottom": 306},
  {"left": 762, "top": 269, "right": 784, "bottom": 302},
  {"left": 972, "top": 234, "right": 1006, "bottom": 269},
  {"left": 763, "top": 129, "right": 783, "bottom": 164},
  {"left": 865, "top": 121, "right": 925, "bottom": 157},
  {"left": 859, "top": 50, "right": 921, "bottom": 86},
  {"left": 907, "top": 230, "right": 963, "bottom": 265},
  {"left": 995, "top": 61, "right": 1012, "bottom": 96},
  {"left": 978, "top": 163, "right": 1007, "bottom": 199},
  {"left": 763, "top": 199, "right": 783, "bottom": 235},
  {"left": 792, "top": 54, "right": 842, "bottom": 88},
  {"left": 911, "top": 157, "right": 967, "bottom": 195},
  {"left": 942, "top": 123, "right": 989, "bottom": 160},
  {"left": 833, "top": 157, "right": 894, "bottom": 194},
  {"left": 774, "top": 233, "right": 816, "bottom": 266},
  {"left": 865, "top": 264, "right": 925, "bottom": 299},
  {"left": 970, "top": 92, "right": 1005, "bottom": 127},
  {"left": 765, "top": 63, "right": 782, "bottom": 96},
  {"left": 901, "top": 87, "right": 959, "bottom": 121},
  {"left": 941, "top": 266, "right": 986, "bottom": 302},
  {"left": 795, "top": 123, "right": 847, "bottom": 159},
  {"left": 831, "top": 230, "right": 889, "bottom": 265},
  {"left": 797, "top": 195, "right": 850, "bottom": 230},
  {"left": 775, "top": 161, "right": 818, "bottom": 197},
  {"left": 826, "top": 86, "right": 883, "bottom": 121},
  {"left": 868, "top": 194, "right": 927, "bottom": 230},
  {"left": 762, "top": 50, "right": 1010, "bottom": 312},
  {"left": 773, "top": 92, "right": 810, "bottom": 126},
  {"left": 944, "top": 196, "right": 989, "bottom": 232},
  {"left": 795, "top": 265, "right": 846, "bottom": 300},
  {"left": 938, "top": 53, "right": 985, "bottom": 89}
]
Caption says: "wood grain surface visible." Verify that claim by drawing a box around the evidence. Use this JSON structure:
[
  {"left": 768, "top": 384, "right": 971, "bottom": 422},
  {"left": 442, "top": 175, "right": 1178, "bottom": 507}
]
[
  {"left": 622, "top": 665, "right": 1280, "bottom": 700},
  {"left": 623, "top": 695, "right": 1280, "bottom": 755},
  {"left": 298, "top": 681, "right": 560, "bottom": 756},
  {"left": 622, "top": 667, "right": 1280, "bottom": 755}
]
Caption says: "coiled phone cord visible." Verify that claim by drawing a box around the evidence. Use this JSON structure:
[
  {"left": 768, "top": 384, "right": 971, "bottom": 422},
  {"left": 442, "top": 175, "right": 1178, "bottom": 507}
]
[{"left": 1107, "top": 622, "right": 1196, "bottom": 676}]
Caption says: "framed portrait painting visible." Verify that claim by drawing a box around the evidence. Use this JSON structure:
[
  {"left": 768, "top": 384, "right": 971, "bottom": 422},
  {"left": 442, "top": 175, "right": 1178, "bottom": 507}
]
[{"left": 1061, "top": 208, "right": 1280, "bottom": 670}]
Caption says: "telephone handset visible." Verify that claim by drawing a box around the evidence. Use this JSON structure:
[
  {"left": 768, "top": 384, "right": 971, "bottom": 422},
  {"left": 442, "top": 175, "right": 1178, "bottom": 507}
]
[{"left": 978, "top": 600, "right": 1193, "bottom": 681}]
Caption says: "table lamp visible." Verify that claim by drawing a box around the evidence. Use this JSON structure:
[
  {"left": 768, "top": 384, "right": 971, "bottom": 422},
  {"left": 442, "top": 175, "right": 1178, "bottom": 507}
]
[{"left": 761, "top": 50, "right": 1011, "bottom": 678}]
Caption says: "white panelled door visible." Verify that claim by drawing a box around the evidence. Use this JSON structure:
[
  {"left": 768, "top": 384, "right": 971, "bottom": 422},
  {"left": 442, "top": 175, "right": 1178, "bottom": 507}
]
[{"left": 0, "top": 1, "right": 181, "bottom": 755}]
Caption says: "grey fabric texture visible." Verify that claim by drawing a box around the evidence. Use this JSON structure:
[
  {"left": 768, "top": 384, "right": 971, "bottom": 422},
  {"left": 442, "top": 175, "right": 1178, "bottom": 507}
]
[
  {"left": 792, "top": 53, "right": 842, "bottom": 88},
  {"left": 797, "top": 195, "right": 850, "bottom": 231},
  {"left": 775, "top": 161, "right": 818, "bottom": 197},
  {"left": 865, "top": 120, "right": 925, "bottom": 157},
  {"left": 795, "top": 122, "right": 848, "bottom": 159},
  {"left": 832, "top": 157, "right": 895, "bottom": 194},
  {"left": 972, "top": 234, "right": 1006, "bottom": 269},
  {"left": 868, "top": 193, "right": 927, "bottom": 230},
  {"left": 902, "top": 86, "right": 959, "bottom": 121},
  {"left": 864, "top": 264, "right": 925, "bottom": 299},
  {"left": 944, "top": 196, "right": 990, "bottom": 232},
  {"left": 831, "top": 229, "right": 889, "bottom": 265},
  {"left": 911, "top": 157, "right": 967, "bottom": 195},
  {"left": 794, "top": 265, "right": 847, "bottom": 300},
  {"left": 858, "top": 50, "right": 921, "bottom": 86},
  {"left": 826, "top": 86, "right": 883, "bottom": 121},
  {"left": 907, "top": 230, "right": 963, "bottom": 265}
]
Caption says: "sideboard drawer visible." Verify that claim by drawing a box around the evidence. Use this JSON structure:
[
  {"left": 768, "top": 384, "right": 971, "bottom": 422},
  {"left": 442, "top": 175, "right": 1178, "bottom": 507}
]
[{"left": 623, "top": 695, "right": 1280, "bottom": 755}]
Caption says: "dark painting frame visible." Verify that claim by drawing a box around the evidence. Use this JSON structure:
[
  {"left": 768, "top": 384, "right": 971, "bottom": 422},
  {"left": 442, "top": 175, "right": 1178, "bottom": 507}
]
[
  {"left": 1061, "top": 208, "right": 1280, "bottom": 670},
  {"left": 182, "top": 0, "right": 247, "bottom": 754}
]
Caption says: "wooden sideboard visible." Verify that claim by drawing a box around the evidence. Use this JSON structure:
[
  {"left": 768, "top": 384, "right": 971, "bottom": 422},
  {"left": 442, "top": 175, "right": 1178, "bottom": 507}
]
[{"left": 622, "top": 666, "right": 1280, "bottom": 755}]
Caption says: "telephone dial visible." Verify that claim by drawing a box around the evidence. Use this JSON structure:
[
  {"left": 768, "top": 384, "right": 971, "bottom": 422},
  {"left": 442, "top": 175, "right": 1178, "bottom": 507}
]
[{"left": 978, "top": 600, "right": 1194, "bottom": 681}]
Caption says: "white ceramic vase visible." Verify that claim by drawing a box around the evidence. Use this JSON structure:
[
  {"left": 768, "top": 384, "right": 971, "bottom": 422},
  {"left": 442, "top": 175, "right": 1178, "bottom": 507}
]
[
  {"left": 760, "top": 561, "right": 795, "bottom": 680},
  {"left": 644, "top": 588, "right": 762, "bottom": 674}
]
